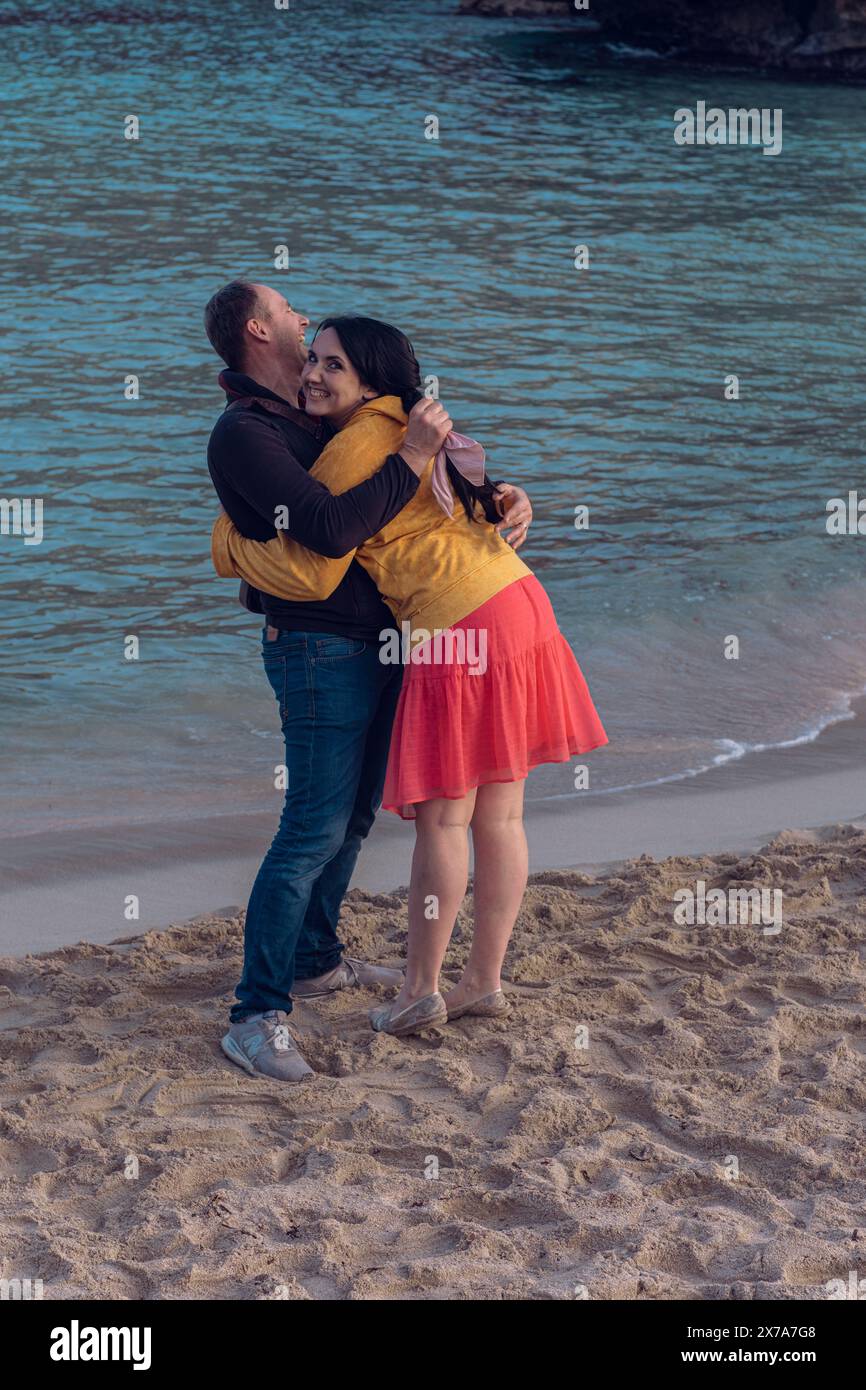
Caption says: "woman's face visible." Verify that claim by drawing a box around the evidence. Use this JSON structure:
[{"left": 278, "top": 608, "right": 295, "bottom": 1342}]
[{"left": 301, "top": 327, "right": 374, "bottom": 426}]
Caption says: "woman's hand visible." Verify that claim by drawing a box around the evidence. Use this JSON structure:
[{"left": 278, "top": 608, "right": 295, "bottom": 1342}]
[
  {"left": 492, "top": 484, "right": 532, "bottom": 550},
  {"left": 399, "top": 398, "right": 453, "bottom": 476}
]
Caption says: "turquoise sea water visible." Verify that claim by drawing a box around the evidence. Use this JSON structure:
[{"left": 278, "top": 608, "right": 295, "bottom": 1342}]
[{"left": 2, "top": 0, "right": 865, "bottom": 835}]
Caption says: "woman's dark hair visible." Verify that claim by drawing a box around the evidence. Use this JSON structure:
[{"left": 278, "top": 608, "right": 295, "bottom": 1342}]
[{"left": 315, "top": 315, "right": 481, "bottom": 522}]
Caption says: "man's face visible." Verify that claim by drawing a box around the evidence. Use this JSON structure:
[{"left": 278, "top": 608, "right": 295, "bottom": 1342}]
[{"left": 251, "top": 285, "right": 309, "bottom": 369}]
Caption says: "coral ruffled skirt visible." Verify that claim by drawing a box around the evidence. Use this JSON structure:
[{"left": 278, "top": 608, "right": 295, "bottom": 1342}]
[{"left": 382, "top": 574, "right": 608, "bottom": 818}]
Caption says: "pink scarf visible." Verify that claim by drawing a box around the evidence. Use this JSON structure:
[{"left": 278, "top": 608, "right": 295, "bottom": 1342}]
[{"left": 431, "top": 431, "right": 487, "bottom": 516}]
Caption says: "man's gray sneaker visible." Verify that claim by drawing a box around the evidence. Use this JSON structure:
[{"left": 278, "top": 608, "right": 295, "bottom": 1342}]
[
  {"left": 292, "top": 955, "right": 404, "bottom": 1000},
  {"left": 221, "top": 1010, "right": 313, "bottom": 1082}
]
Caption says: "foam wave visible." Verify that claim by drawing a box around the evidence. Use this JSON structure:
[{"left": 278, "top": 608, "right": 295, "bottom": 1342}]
[{"left": 530, "top": 684, "right": 865, "bottom": 803}]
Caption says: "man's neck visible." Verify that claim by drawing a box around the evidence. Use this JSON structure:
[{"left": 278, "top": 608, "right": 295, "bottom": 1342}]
[{"left": 240, "top": 355, "right": 303, "bottom": 407}]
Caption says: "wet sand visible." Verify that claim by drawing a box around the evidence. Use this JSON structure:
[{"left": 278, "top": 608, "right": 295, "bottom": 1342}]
[{"left": 2, "top": 699, "right": 866, "bottom": 956}]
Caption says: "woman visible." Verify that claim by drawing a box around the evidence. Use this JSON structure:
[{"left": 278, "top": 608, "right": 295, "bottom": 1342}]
[{"left": 211, "top": 316, "right": 608, "bottom": 1036}]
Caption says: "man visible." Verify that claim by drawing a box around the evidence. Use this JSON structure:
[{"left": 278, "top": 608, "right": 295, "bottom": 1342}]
[{"left": 204, "top": 281, "right": 532, "bottom": 1082}]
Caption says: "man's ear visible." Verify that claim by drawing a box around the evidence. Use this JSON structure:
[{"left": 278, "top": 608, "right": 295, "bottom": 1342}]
[{"left": 246, "top": 315, "right": 270, "bottom": 344}]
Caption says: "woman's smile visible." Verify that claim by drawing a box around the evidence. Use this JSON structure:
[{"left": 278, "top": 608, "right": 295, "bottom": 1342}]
[{"left": 300, "top": 325, "right": 375, "bottom": 426}]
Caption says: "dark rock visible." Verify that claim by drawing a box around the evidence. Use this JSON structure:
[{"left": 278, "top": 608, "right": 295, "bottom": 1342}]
[{"left": 458, "top": 0, "right": 866, "bottom": 77}]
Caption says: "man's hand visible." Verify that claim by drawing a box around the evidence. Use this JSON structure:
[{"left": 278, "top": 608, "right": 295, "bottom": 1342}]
[
  {"left": 399, "top": 397, "right": 453, "bottom": 476},
  {"left": 492, "top": 483, "right": 532, "bottom": 549}
]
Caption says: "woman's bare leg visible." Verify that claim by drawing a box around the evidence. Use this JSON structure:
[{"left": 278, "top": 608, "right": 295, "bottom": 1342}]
[
  {"left": 444, "top": 779, "right": 528, "bottom": 1011},
  {"left": 389, "top": 789, "right": 477, "bottom": 1012}
]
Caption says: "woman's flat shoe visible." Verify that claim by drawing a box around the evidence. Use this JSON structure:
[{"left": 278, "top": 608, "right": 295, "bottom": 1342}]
[
  {"left": 443, "top": 989, "right": 509, "bottom": 1021},
  {"left": 369, "top": 992, "right": 447, "bottom": 1036}
]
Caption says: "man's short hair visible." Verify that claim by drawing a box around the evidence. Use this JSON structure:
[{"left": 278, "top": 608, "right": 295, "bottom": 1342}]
[{"left": 203, "top": 280, "right": 265, "bottom": 370}]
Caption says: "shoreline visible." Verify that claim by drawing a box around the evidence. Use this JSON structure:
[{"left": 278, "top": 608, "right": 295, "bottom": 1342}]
[{"left": 2, "top": 698, "right": 866, "bottom": 957}]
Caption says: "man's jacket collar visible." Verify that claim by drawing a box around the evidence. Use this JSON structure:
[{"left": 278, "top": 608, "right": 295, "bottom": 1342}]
[{"left": 218, "top": 369, "right": 324, "bottom": 438}]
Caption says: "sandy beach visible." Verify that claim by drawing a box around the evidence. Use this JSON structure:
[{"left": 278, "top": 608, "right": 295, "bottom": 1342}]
[{"left": 2, "top": 820, "right": 864, "bottom": 1301}]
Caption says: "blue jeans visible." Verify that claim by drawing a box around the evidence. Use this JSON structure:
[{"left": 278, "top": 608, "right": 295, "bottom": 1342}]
[{"left": 230, "top": 629, "right": 402, "bottom": 1023}]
